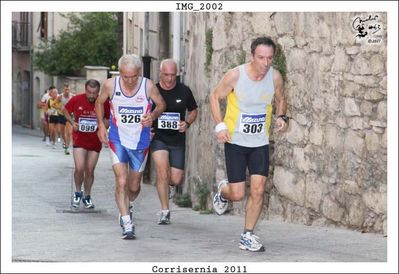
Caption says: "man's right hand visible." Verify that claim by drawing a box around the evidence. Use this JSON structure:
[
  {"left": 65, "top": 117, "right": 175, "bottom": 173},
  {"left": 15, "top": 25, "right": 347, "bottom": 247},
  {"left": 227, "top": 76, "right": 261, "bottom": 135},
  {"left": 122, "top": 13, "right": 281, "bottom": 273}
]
[
  {"left": 72, "top": 122, "right": 79, "bottom": 132},
  {"left": 216, "top": 129, "right": 231, "bottom": 144}
]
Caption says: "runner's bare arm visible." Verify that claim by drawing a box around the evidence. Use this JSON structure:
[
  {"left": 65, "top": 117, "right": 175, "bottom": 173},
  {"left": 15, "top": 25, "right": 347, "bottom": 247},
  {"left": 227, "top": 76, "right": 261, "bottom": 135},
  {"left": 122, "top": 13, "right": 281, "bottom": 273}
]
[
  {"left": 95, "top": 79, "right": 112, "bottom": 143},
  {"left": 142, "top": 80, "right": 166, "bottom": 127},
  {"left": 273, "top": 69, "right": 288, "bottom": 132},
  {"left": 179, "top": 108, "right": 198, "bottom": 133},
  {"left": 62, "top": 107, "right": 78, "bottom": 131},
  {"left": 209, "top": 68, "right": 239, "bottom": 143}
]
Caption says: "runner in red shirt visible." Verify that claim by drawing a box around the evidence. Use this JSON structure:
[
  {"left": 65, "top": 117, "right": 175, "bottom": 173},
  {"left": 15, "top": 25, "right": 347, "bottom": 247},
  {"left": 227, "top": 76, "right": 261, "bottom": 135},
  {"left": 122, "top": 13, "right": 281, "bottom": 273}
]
[{"left": 63, "top": 79, "right": 110, "bottom": 209}]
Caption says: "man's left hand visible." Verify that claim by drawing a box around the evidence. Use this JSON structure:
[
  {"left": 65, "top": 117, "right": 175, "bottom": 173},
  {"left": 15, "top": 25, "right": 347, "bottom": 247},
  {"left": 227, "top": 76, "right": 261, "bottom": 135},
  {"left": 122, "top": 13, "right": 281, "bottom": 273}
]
[
  {"left": 275, "top": 117, "right": 288, "bottom": 132},
  {"left": 178, "top": 121, "right": 189, "bottom": 133}
]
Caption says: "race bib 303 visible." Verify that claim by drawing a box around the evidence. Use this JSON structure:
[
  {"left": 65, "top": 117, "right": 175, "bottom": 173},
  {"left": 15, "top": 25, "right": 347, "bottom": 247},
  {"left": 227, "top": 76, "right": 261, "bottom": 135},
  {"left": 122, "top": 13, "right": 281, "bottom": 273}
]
[{"left": 239, "top": 113, "right": 266, "bottom": 134}]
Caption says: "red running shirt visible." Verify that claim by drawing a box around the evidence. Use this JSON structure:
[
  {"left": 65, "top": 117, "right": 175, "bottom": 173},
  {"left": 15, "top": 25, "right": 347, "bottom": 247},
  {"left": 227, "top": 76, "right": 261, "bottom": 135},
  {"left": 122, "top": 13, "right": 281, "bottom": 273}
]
[{"left": 64, "top": 93, "right": 110, "bottom": 152}]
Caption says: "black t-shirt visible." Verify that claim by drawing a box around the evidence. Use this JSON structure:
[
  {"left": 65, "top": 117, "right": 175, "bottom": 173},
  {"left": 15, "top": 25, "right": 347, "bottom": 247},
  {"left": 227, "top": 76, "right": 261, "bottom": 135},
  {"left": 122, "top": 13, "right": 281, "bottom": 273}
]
[{"left": 152, "top": 82, "right": 198, "bottom": 146}]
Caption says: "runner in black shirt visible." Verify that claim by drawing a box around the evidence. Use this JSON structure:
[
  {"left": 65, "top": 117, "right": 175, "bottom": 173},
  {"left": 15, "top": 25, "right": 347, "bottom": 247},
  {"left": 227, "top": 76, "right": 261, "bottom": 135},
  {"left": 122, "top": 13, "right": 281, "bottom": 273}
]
[{"left": 150, "top": 59, "right": 198, "bottom": 224}]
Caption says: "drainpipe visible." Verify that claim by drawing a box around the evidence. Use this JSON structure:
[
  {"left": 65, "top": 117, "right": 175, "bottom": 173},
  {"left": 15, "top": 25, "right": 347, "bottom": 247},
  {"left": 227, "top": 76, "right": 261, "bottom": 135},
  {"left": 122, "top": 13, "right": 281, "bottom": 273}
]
[
  {"left": 123, "top": 12, "right": 127, "bottom": 55},
  {"left": 142, "top": 12, "right": 151, "bottom": 78},
  {"left": 173, "top": 12, "right": 181, "bottom": 82},
  {"left": 181, "top": 14, "right": 186, "bottom": 83},
  {"left": 142, "top": 12, "right": 152, "bottom": 183},
  {"left": 29, "top": 12, "right": 34, "bottom": 128}
]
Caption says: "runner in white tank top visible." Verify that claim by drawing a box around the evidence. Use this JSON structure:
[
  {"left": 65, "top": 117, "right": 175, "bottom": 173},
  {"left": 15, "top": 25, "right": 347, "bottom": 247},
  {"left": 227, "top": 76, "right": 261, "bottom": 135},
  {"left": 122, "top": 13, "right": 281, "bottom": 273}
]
[
  {"left": 209, "top": 37, "right": 288, "bottom": 252},
  {"left": 95, "top": 54, "right": 166, "bottom": 240}
]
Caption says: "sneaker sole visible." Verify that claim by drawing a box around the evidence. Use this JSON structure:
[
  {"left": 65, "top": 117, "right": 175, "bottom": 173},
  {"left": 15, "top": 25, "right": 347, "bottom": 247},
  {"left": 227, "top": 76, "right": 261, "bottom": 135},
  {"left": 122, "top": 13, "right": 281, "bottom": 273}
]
[
  {"left": 158, "top": 221, "right": 170, "bottom": 225},
  {"left": 212, "top": 192, "right": 228, "bottom": 215},
  {"left": 239, "top": 243, "right": 265, "bottom": 252},
  {"left": 84, "top": 205, "right": 95, "bottom": 209},
  {"left": 121, "top": 232, "right": 136, "bottom": 240}
]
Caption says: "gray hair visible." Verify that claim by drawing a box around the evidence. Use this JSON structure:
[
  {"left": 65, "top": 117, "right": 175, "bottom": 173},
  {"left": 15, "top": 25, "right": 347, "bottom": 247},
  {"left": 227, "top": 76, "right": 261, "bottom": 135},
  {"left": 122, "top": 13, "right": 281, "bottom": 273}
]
[
  {"left": 160, "top": 58, "right": 177, "bottom": 71},
  {"left": 118, "top": 54, "right": 142, "bottom": 70}
]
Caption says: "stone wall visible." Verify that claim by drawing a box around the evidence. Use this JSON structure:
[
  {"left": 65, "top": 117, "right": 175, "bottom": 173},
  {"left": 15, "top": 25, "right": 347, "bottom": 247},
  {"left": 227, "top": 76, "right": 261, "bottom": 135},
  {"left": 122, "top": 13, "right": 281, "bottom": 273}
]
[{"left": 182, "top": 12, "right": 387, "bottom": 234}]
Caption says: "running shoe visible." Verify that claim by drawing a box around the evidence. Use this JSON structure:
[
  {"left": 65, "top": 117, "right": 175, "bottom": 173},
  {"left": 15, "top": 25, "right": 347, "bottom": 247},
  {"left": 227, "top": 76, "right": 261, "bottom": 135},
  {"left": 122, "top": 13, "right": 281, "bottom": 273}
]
[
  {"left": 121, "top": 221, "right": 136, "bottom": 240},
  {"left": 212, "top": 179, "right": 228, "bottom": 215},
  {"left": 82, "top": 195, "right": 95, "bottom": 209},
  {"left": 158, "top": 210, "right": 171, "bottom": 225},
  {"left": 64, "top": 147, "right": 70, "bottom": 155},
  {"left": 72, "top": 192, "right": 82, "bottom": 208},
  {"left": 119, "top": 203, "right": 134, "bottom": 227},
  {"left": 239, "top": 232, "right": 265, "bottom": 252}
]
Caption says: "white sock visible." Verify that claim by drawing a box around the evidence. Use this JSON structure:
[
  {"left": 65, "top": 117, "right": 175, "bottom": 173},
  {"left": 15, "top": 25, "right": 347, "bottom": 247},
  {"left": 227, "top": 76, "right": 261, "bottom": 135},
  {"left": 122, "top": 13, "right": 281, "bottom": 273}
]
[
  {"left": 161, "top": 209, "right": 169, "bottom": 214},
  {"left": 121, "top": 215, "right": 131, "bottom": 224}
]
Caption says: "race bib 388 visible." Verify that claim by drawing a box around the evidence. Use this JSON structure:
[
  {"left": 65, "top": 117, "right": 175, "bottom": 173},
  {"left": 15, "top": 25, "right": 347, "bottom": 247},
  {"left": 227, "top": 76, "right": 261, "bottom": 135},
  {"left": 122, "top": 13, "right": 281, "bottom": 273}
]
[{"left": 158, "top": 112, "right": 180, "bottom": 130}]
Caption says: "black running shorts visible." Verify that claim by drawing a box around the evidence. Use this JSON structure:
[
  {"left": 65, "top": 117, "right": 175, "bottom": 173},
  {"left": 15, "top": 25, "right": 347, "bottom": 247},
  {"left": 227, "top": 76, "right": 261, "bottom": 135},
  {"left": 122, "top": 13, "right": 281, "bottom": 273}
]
[
  {"left": 150, "top": 139, "right": 185, "bottom": 170},
  {"left": 49, "top": 115, "right": 59, "bottom": 124},
  {"left": 224, "top": 142, "right": 269, "bottom": 183}
]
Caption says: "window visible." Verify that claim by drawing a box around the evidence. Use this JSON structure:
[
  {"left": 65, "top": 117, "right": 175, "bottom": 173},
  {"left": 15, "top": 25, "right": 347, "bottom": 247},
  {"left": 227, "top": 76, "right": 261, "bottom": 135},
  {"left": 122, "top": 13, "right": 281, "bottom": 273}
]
[{"left": 40, "top": 12, "right": 48, "bottom": 39}]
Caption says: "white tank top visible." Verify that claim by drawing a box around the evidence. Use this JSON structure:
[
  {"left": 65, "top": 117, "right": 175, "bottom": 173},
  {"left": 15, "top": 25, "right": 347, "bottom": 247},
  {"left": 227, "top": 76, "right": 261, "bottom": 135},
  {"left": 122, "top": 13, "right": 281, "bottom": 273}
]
[
  {"left": 224, "top": 64, "right": 275, "bottom": 147},
  {"left": 108, "top": 76, "right": 153, "bottom": 150}
]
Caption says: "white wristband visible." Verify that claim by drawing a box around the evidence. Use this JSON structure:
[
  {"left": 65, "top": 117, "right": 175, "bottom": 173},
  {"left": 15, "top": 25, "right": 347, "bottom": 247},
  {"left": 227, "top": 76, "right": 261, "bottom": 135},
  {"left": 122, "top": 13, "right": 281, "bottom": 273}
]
[{"left": 215, "top": 122, "right": 228, "bottom": 133}]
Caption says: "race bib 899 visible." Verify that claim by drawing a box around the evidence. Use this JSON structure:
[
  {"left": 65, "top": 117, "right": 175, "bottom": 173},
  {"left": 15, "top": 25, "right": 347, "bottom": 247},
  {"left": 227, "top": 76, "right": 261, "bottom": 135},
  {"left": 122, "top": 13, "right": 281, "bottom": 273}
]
[
  {"left": 158, "top": 112, "right": 180, "bottom": 130},
  {"left": 78, "top": 117, "right": 97, "bottom": 132},
  {"left": 239, "top": 113, "right": 266, "bottom": 134}
]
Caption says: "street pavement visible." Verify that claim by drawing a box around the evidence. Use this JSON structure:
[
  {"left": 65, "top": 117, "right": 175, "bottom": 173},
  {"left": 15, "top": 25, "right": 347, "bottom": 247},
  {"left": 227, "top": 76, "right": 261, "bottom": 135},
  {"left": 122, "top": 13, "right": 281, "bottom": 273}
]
[{"left": 5, "top": 126, "right": 391, "bottom": 273}]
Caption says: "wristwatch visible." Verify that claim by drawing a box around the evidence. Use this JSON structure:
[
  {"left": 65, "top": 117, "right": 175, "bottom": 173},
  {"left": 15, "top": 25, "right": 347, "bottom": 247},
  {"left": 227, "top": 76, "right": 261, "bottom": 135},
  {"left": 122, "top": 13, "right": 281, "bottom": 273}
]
[{"left": 277, "top": 114, "right": 290, "bottom": 124}]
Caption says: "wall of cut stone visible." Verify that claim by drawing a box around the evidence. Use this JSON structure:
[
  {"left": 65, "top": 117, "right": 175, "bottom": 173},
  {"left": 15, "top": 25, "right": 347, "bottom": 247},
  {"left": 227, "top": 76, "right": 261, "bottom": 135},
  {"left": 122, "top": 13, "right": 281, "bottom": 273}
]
[{"left": 182, "top": 12, "right": 387, "bottom": 234}]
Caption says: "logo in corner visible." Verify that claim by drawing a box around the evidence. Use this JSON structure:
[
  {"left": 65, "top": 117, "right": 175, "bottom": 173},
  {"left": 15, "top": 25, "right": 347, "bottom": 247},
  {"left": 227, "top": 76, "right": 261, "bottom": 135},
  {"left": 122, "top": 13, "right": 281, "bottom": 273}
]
[
  {"left": 352, "top": 14, "right": 383, "bottom": 44},
  {"left": 135, "top": 94, "right": 145, "bottom": 103}
]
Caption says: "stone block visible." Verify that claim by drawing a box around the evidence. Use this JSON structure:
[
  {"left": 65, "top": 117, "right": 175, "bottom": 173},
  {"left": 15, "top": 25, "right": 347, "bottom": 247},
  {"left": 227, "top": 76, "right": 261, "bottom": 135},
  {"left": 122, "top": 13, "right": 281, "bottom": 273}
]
[
  {"left": 343, "top": 180, "right": 360, "bottom": 195},
  {"left": 344, "top": 98, "right": 361, "bottom": 116},
  {"left": 370, "top": 55, "right": 385, "bottom": 75},
  {"left": 325, "top": 124, "right": 344, "bottom": 150},
  {"left": 377, "top": 101, "right": 387, "bottom": 121},
  {"left": 287, "top": 48, "right": 307, "bottom": 71},
  {"left": 332, "top": 47, "right": 349, "bottom": 72},
  {"left": 359, "top": 101, "right": 373, "bottom": 116},
  {"left": 362, "top": 188, "right": 386, "bottom": 215},
  {"left": 364, "top": 90, "right": 385, "bottom": 101},
  {"left": 273, "top": 167, "right": 305, "bottom": 206},
  {"left": 274, "top": 13, "right": 295, "bottom": 35},
  {"left": 285, "top": 119, "right": 305, "bottom": 145},
  {"left": 344, "top": 130, "right": 365, "bottom": 156},
  {"left": 335, "top": 114, "right": 348, "bottom": 129},
  {"left": 365, "top": 130, "right": 381, "bottom": 152},
  {"left": 305, "top": 173, "right": 324, "bottom": 211},
  {"left": 347, "top": 197, "right": 366, "bottom": 228},
  {"left": 345, "top": 46, "right": 360, "bottom": 55},
  {"left": 351, "top": 55, "right": 373, "bottom": 75},
  {"left": 293, "top": 147, "right": 311, "bottom": 173},
  {"left": 348, "top": 117, "right": 364, "bottom": 130},
  {"left": 267, "top": 193, "right": 284, "bottom": 217},
  {"left": 321, "top": 196, "right": 345, "bottom": 222},
  {"left": 309, "top": 123, "right": 323, "bottom": 145}
]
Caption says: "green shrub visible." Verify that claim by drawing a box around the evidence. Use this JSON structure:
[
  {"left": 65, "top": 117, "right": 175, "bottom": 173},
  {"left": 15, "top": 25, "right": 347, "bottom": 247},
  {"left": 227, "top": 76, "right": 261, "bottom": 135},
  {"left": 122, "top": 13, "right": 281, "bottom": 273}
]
[
  {"left": 175, "top": 193, "right": 192, "bottom": 208},
  {"left": 273, "top": 43, "right": 287, "bottom": 82},
  {"left": 195, "top": 183, "right": 210, "bottom": 211},
  {"left": 204, "top": 29, "right": 213, "bottom": 74}
]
